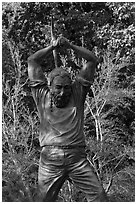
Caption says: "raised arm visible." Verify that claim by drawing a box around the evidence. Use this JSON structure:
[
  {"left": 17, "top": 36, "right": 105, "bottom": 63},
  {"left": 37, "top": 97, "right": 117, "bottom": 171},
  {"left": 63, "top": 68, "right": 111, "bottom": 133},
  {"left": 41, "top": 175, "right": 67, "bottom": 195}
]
[
  {"left": 70, "top": 44, "right": 98, "bottom": 63},
  {"left": 59, "top": 37, "right": 99, "bottom": 82},
  {"left": 27, "top": 40, "right": 59, "bottom": 82}
]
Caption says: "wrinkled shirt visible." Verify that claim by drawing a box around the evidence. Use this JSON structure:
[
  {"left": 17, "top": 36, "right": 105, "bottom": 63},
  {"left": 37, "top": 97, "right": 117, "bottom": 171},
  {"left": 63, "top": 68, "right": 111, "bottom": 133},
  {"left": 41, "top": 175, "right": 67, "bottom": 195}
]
[{"left": 30, "top": 75, "right": 91, "bottom": 147}]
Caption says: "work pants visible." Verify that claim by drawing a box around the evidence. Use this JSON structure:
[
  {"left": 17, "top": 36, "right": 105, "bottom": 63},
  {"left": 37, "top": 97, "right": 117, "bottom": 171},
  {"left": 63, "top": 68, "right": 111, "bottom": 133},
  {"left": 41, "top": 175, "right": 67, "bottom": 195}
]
[{"left": 38, "top": 146, "right": 108, "bottom": 202}]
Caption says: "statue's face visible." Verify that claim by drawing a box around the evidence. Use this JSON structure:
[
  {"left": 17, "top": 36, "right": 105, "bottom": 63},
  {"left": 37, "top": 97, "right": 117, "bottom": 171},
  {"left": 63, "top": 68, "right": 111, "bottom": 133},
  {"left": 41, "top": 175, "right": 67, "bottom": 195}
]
[{"left": 50, "top": 76, "right": 72, "bottom": 108}]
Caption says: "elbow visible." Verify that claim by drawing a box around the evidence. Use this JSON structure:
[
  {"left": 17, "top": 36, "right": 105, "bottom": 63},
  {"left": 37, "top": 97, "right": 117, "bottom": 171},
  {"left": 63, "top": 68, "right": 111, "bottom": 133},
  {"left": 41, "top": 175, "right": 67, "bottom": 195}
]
[
  {"left": 27, "top": 57, "right": 34, "bottom": 78},
  {"left": 27, "top": 55, "right": 34, "bottom": 63},
  {"left": 27, "top": 56, "right": 37, "bottom": 67},
  {"left": 27, "top": 55, "right": 40, "bottom": 65},
  {"left": 88, "top": 56, "right": 98, "bottom": 67}
]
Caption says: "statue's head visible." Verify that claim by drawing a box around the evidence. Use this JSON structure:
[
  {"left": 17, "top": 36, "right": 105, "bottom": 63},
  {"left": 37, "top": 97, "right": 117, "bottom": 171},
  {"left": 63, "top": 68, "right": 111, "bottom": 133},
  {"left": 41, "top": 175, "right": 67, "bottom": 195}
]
[{"left": 49, "top": 68, "right": 72, "bottom": 108}]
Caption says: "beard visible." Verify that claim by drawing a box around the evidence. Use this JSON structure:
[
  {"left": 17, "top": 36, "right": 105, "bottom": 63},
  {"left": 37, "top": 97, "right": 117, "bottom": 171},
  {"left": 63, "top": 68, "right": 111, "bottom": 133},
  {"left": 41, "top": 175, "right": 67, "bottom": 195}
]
[{"left": 52, "top": 93, "right": 71, "bottom": 108}]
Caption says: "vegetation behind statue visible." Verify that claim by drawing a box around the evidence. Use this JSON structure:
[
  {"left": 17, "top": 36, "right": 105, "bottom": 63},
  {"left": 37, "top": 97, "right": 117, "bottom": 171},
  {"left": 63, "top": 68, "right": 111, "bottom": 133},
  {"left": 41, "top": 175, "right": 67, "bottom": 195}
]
[{"left": 2, "top": 2, "right": 135, "bottom": 202}]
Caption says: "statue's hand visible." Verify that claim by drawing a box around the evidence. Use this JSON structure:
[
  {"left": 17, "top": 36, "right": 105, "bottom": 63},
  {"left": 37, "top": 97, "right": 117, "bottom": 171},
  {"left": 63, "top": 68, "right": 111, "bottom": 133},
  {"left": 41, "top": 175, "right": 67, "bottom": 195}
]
[
  {"left": 52, "top": 36, "right": 71, "bottom": 50},
  {"left": 52, "top": 38, "right": 59, "bottom": 48}
]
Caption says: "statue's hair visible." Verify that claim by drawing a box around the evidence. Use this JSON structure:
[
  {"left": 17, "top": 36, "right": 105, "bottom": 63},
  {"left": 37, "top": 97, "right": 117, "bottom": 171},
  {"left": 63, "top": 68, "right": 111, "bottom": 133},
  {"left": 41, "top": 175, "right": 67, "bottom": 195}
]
[{"left": 49, "top": 67, "right": 71, "bottom": 86}]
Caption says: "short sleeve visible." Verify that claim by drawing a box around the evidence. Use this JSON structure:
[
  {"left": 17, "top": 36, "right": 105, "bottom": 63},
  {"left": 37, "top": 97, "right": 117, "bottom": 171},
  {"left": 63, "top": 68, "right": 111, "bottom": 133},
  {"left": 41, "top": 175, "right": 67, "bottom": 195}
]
[{"left": 29, "top": 78, "right": 48, "bottom": 88}]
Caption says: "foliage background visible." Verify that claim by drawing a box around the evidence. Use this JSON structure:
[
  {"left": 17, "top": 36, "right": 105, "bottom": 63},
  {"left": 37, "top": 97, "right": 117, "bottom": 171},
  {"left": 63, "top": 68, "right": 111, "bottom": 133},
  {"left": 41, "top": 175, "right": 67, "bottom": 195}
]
[{"left": 2, "top": 2, "right": 135, "bottom": 202}]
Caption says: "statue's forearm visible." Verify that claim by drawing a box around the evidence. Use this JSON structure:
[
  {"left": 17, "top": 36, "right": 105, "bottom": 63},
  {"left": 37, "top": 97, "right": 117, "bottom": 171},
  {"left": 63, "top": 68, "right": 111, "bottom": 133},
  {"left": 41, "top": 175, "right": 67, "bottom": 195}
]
[
  {"left": 28, "top": 43, "right": 56, "bottom": 81},
  {"left": 28, "top": 44, "right": 54, "bottom": 62},
  {"left": 69, "top": 43, "right": 98, "bottom": 63}
]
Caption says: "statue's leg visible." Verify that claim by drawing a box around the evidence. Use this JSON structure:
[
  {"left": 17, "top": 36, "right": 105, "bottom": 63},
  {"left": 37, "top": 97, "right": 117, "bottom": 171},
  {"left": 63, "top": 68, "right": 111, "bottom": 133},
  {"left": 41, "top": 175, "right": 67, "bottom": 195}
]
[
  {"left": 38, "top": 173, "right": 67, "bottom": 202},
  {"left": 69, "top": 153, "right": 108, "bottom": 202},
  {"left": 38, "top": 146, "right": 66, "bottom": 202}
]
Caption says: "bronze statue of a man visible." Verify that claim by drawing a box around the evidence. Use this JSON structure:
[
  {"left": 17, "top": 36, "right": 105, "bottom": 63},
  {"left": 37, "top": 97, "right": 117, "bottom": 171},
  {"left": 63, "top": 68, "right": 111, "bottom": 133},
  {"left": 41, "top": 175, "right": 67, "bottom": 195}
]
[{"left": 28, "top": 36, "right": 108, "bottom": 202}]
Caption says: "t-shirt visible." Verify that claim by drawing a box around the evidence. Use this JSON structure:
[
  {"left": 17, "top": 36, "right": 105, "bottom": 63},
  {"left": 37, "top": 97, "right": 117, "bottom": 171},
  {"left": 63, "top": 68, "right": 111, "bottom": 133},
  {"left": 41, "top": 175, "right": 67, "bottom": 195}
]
[{"left": 30, "top": 75, "right": 91, "bottom": 147}]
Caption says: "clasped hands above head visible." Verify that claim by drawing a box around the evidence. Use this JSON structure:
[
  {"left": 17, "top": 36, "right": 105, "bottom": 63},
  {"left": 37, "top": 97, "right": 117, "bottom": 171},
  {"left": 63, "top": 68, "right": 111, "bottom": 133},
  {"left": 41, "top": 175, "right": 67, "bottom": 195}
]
[{"left": 52, "top": 36, "right": 71, "bottom": 49}]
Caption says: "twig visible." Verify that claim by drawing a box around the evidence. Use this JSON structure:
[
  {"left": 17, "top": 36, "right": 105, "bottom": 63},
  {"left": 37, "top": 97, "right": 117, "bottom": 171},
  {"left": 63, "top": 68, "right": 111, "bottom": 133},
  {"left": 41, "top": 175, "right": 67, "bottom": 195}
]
[{"left": 106, "top": 173, "right": 113, "bottom": 193}]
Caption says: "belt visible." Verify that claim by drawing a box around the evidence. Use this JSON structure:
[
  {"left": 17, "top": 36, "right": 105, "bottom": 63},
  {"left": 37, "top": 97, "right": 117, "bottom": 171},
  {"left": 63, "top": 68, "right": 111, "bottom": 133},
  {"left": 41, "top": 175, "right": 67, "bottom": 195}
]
[{"left": 41, "top": 145, "right": 86, "bottom": 149}]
